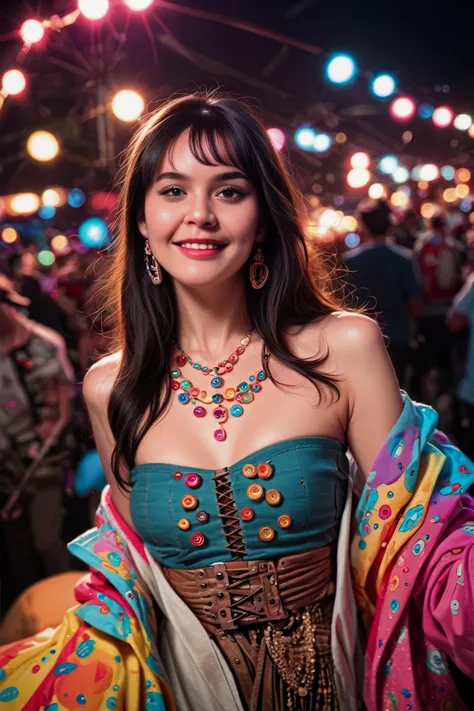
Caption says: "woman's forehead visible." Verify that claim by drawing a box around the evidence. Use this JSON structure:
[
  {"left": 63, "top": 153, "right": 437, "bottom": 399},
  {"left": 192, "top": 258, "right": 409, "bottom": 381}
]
[{"left": 159, "top": 127, "right": 242, "bottom": 175}]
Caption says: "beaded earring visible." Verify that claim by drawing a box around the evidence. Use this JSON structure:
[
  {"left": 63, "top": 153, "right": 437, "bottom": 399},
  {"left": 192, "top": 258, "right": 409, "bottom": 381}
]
[
  {"left": 144, "top": 238, "right": 162, "bottom": 285},
  {"left": 249, "top": 248, "right": 269, "bottom": 289}
]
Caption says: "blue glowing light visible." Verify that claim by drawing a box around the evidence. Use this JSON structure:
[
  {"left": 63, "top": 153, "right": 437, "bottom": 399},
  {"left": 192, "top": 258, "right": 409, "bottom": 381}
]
[
  {"left": 345, "top": 232, "right": 360, "bottom": 249},
  {"left": 78, "top": 217, "right": 110, "bottom": 248},
  {"left": 418, "top": 103, "right": 434, "bottom": 120},
  {"left": 326, "top": 54, "right": 357, "bottom": 85},
  {"left": 38, "top": 205, "right": 56, "bottom": 220},
  {"left": 379, "top": 155, "right": 399, "bottom": 175},
  {"left": 313, "top": 133, "right": 332, "bottom": 152},
  {"left": 441, "top": 165, "right": 455, "bottom": 181},
  {"left": 68, "top": 189, "right": 86, "bottom": 208},
  {"left": 295, "top": 127, "right": 316, "bottom": 149},
  {"left": 371, "top": 73, "right": 396, "bottom": 98}
]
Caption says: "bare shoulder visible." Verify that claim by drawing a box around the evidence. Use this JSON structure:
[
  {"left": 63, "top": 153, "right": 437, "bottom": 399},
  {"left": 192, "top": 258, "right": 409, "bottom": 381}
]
[
  {"left": 291, "top": 311, "right": 385, "bottom": 358},
  {"left": 83, "top": 351, "right": 122, "bottom": 412}
]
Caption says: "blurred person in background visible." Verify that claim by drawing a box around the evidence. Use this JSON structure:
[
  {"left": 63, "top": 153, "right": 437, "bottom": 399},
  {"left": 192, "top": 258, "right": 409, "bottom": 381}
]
[
  {"left": 0, "top": 274, "right": 75, "bottom": 609},
  {"left": 393, "top": 208, "right": 421, "bottom": 251},
  {"left": 343, "top": 198, "right": 422, "bottom": 387}
]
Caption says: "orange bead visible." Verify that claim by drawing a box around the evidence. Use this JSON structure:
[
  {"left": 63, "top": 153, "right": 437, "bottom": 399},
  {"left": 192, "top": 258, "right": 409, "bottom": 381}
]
[
  {"left": 266, "top": 489, "right": 282, "bottom": 506},
  {"left": 242, "top": 463, "right": 257, "bottom": 478},
  {"left": 178, "top": 518, "right": 191, "bottom": 530},
  {"left": 257, "top": 462, "right": 273, "bottom": 479},
  {"left": 181, "top": 494, "right": 198, "bottom": 510},
  {"left": 246, "top": 484, "right": 264, "bottom": 501},
  {"left": 278, "top": 514, "right": 293, "bottom": 529}
]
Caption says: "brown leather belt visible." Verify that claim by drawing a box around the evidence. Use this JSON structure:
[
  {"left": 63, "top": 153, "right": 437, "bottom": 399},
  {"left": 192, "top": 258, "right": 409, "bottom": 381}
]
[{"left": 164, "top": 545, "right": 335, "bottom": 632}]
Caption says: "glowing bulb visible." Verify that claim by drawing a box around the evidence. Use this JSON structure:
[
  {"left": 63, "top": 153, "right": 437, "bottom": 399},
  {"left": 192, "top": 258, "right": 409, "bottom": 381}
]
[
  {"left": 335, "top": 132, "right": 347, "bottom": 144},
  {"left": 295, "top": 128, "right": 316, "bottom": 149},
  {"left": 393, "top": 166, "right": 410, "bottom": 184},
  {"left": 456, "top": 168, "right": 471, "bottom": 183},
  {"left": 42, "top": 188, "right": 60, "bottom": 207},
  {"left": 368, "top": 183, "right": 385, "bottom": 199},
  {"left": 391, "top": 191, "right": 410, "bottom": 208},
  {"left": 419, "top": 164, "right": 439, "bottom": 182},
  {"left": 379, "top": 155, "right": 399, "bottom": 175},
  {"left": 319, "top": 209, "right": 340, "bottom": 229},
  {"left": 390, "top": 96, "right": 416, "bottom": 121},
  {"left": 350, "top": 152, "right": 370, "bottom": 169},
  {"left": 345, "top": 232, "right": 360, "bottom": 249},
  {"left": 454, "top": 113, "right": 472, "bottom": 131},
  {"left": 78, "top": 0, "right": 109, "bottom": 20},
  {"left": 443, "top": 188, "right": 457, "bottom": 203},
  {"left": 51, "top": 235, "right": 69, "bottom": 252},
  {"left": 456, "top": 184, "right": 470, "bottom": 199},
  {"left": 340, "top": 215, "right": 358, "bottom": 232},
  {"left": 421, "top": 202, "right": 436, "bottom": 219},
  {"left": 20, "top": 19, "right": 45, "bottom": 44},
  {"left": 67, "top": 189, "right": 86, "bottom": 208},
  {"left": 79, "top": 217, "right": 110, "bottom": 248},
  {"left": 326, "top": 54, "right": 357, "bottom": 84},
  {"left": 124, "top": 0, "right": 154, "bottom": 8},
  {"left": 371, "top": 73, "right": 396, "bottom": 98},
  {"left": 2, "top": 227, "right": 18, "bottom": 244},
  {"left": 313, "top": 133, "right": 332, "bottom": 152},
  {"left": 27, "top": 131, "right": 59, "bottom": 162},
  {"left": 38, "top": 250, "right": 55, "bottom": 267},
  {"left": 267, "top": 128, "right": 286, "bottom": 152},
  {"left": 111, "top": 90, "right": 145, "bottom": 122},
  {"left": 441, "top": 166, "right": 455, "bottom": 181},
  {"left": 2, "top": 69, "right": 26, "bottom": 95},
  {"left": 347, "top": 168, "right": 371, "bottom": 189},
  {"left": 9, "top": 193, "right": 40, "bottom": 215},
  {"left": 432, "top": 106, "right": 454, "bottom": 128}
]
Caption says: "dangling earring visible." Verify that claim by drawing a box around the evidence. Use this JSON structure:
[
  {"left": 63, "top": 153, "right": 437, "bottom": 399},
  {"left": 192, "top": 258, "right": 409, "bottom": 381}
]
[
  {"left": 144, "top": 238, "right": 162, "bottom": 285},
  {"left": 249, "top": 248, "right": 269, "bottom": 289}
]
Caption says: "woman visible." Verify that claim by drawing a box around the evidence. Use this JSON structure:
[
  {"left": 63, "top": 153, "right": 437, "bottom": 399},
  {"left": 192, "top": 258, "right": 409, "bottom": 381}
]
[{"left": 2, "top": 93, "right": 474, "bottom": 711}]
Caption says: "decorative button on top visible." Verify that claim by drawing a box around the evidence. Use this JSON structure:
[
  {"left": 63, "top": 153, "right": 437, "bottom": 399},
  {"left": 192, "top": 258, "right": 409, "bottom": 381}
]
[
  {"left": 278, "top": 514, "right": 293, "bottom": 529},
  {"left": 181, "top": 494, "right": 198, "bottom": 510},
  {"left": 173, "top": 471, "right": 183, "bottom": 480},
  {"left": 240, "top": 507, "right": 255, "bottom": 521},
  {"left": 178, "top": 518, "right": 190, "bottom": 530},
  {"left": 190, "top": 532, "right": 206, "bottom": 547},
  {"left": 242, "top": 463, "right": 257, "bottom": 479},
  {"left": 196, "top": 510, "right": 209, "bottom": 523},
  {"left": 185, "top": 473, "right": 202, "bottom": 489},
  {"left": 257, "top": 463, "right": 273, "bottom": 479},
  {"left": 247, "top": 484, "right": 265, "bottom": 501},
  {"left": 266, "top": 489, "right": 282, "bottom": 506},
  {"left": 259, "top": 526, "right": 275, "bottom": 542}
]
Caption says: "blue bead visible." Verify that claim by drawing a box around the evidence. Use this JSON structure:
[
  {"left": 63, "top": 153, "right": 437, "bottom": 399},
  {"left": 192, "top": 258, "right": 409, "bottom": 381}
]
[
  {"left": 257, "top": 371, "right": 266, "bottom": 380},
  {"left": 211, "top": 377, "right": 223, "bottom": 388},
  {"left": 212, "top": 394, "right": 223, "bottom": 403},
  {"left": 249, "top": 375, "right": 255, "bottom": 382},
  {"left": 178, "top": 393, "right": 190, "bottom": 404},
  {"left": 230, "top": 404, "right": 243, "bottom": 417},
  {"left": 251, "top": 384, "right": 261, "bottom": 392},
  {"left": 202, "top": 366, "right": 209, "bottom": 373},
  {"left": 76, "top": 695, "right": 87, "bottom": 705},
  {"left": 237, "top": 382, "right": 249, "bottom": 392},
  {"left": 192, "top": 363, "right": 201, "bottom": 369}
]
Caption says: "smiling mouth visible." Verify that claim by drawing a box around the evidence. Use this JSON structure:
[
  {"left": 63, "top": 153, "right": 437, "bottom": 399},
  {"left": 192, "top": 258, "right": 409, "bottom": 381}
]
[{"left": 174, "top": 242, "right": 228, "bottom": 250}]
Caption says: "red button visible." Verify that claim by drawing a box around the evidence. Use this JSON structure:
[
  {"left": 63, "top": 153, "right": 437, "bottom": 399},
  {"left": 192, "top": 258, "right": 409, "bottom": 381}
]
[
  {"left": 196, "top": 510, "right": 209, "bottom": 523},
  {"left": 171, "top": 380, "right": 180, "bottom": 391},
  {"left": 240, "top": 507, "right": 255, "bottom": 521},
  {"left": 173, "top": 471, "right": 183, "bottom": 480},
  {"left": 190, "top": 532, "right": 206, "bottom": 547},
  {"left": 185, "top": 473, "right": 202, "bottom": 489},
  {"left": 176, "top": 354, "right": 187, "bottom": 367}
]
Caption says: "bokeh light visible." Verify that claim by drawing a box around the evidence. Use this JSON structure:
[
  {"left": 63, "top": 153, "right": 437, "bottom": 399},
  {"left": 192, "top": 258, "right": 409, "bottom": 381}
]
[
  {"left": 313, "top": 133, "right": 332, "bottom": 152},
  {"left": 432, "top": 106, "right": 454, "bottom": 128},
  {"left": 456, "top": 184, "right": 470, "bottom": 199},
  {"left": 421, "top": 202, "right": 437, "bottom": 219},
  {"left": 1, "top": 227, "right": 18, "bottom": 244},
  {"left": 124, "top": 0, "right": 154, "bottom": 8},
  {"left": 419, "top": 164, "right": 439, "bottom": 182},
  {"left": 344, "top": 232, "right": 360, "bottom": 249},
  {"left": 469, "top": 125, "right": 474, "bottom": 139},
  {"left": 335, "top": 132, "right": 347, "bottom": 144},
  {"left": 350, "top": 152, "right": 370, "bottom": 169},
  {"left": 393, "top": 166, "right": 410, "bottom": 184},
  {"left": 319, "top": 209, "right": 340, "bottom": 230},
  {"left": 340, "top": 215, "right": 358, "bottom": 232},
  {"left": 9, "top": 193, "right": 40, "bottom": 215},
  {"left": 390, "top": 96, "right": 416, "bottom": 121},
  {"left": 379, "top": 155, "right": 399, "bottom": 174},
  {"left": 454, "top": 114, "right": 472, "bottom": 131},
  {"left": 347, "top": 168, "right": 371, "bottom": 189},
  {"left": 38, "top": 205, "right": 56, "bottom": 220},
  {"left": 391, "top": 191, "right": 410, "bottom": 208},
  {"left": 20, "top": 19, "right": 45, "bottom": 44},
  {"left": 368, "top": 183, "right": 385, "bottom": 199},
  {"left": 456, "top": 168, "right": 471, "bottom": 183},
  {"left": 295, "top": 127, "right": 315, "bottom": 149},
  {"left": 78, "top": 0, "right": 109, "bottom": 20},
  {"left": 111, "top": 89, "right": 145, "bottom": 122},
  {"left": 402, "top": 131, "right": 413, "bottom": 143},
  {"left": 326, "top": 54, "right": 356, "bottom": 84},
  {"left": 27, "top": 131, "right": 59, "bottom": 161},
  {"left": 79, "top": 217, "right": 110, "bottom": 248},
  {"left": 371, "top": 73, "right": 396, "bottom": 98},
  {"left": 37, "top": 250, "right": 55, "bottom": 267},
  {"left": 51, "top": 235, "right": 69, "bottom": 252},
  {"left": 267, "top": 128, "right": 286, "bottom": 152},
  {"left": 42, "top": 188, "right": 67, "bottom": 208},
  {"left": 443, "top": 188, "right": 457, "bottom": 203},
  {"left": 2, "top": 69, "right": 26, "bottom": 95},
  {"left": 418, "top": 103, "right": 434, "bottom": 119},
  {"left": 67, "top": 189, "right": 86, "bottom": 208},
  {"left": 418, "top": 180, "right": 429, "bottom": 191},
  {"left": 441, "top": 165, "right": 455, "bottom": 181}
]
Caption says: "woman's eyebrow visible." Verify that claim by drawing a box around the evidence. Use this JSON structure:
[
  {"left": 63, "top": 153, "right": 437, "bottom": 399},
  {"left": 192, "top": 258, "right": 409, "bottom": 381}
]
[{"left": 155, "top": 170, "right": 248, "bottom": 182}]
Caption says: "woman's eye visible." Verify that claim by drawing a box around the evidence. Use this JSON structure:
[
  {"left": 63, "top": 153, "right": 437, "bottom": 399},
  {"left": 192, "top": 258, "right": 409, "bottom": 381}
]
[
  {"left": 218, "top": 187, "right": 244, "bottom": 199},
  {"left": 161, "top": 186, "right": 184, "bottom": 198}
]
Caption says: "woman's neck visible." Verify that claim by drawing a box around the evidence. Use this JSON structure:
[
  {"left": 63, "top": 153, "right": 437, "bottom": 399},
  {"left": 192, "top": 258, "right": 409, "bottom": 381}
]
[{"left": 173, "top": 278, "right": 252, "bottom": 362}]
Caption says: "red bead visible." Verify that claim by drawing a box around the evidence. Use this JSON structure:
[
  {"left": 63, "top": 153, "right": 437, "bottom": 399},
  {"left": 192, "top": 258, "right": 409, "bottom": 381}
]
[
  {"left": 32, "top": 664, "right": 41, "bottom": 674},
  {"left": 235, "top": 346, "right": 245, "bottom": 356},
  {"left": 196, "top": 510, "right": 209, "bottom": 523},
  {"left": 171, "top": 380, "right": 180, "bottom": 391},
  {"left": 176, "top": 354, "right": 187, "bottom": 367},
  {"left": 193, "top": 406, "right": 206, "bottom": 418},
  {"left": 190, "top": 532, "right": 206, "bottom": 547},
  {"left": 173, "top": 471, "right": 183, "bottom": 480},
  {"left": 235, "top": 392, "right": 243, "bottom": 402},
  {"left": 185, "top": 473, "right": 202, "bottom": 489},
  {"left": 214, "top": 428, "right": 227, "bottom": 442},
  {"left": 225, "top": 362, "right": 233, "bottom": 372},
  {"left": 229, "top": 353, "right": 239, "bottom": 364},
  {"left": 190, "top": 387, "right": 201, "bottom": 398},
  {"left": 240, "top": 507, "right": 255, "bottom": 521}
]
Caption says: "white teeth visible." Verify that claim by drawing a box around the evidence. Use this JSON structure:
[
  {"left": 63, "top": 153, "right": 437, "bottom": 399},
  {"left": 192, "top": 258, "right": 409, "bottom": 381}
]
[{"left": 180, "top": 242, "right": 223, "bottom": 250}]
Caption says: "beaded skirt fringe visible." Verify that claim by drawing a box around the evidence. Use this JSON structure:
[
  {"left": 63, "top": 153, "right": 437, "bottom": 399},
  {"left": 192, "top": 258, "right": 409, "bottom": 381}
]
[{"left": 209, "top": 597, "right": 337, "bottom": 711}]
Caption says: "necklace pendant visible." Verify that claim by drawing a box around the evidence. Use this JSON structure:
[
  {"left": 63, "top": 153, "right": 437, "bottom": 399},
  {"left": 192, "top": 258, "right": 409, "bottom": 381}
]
[
  {"left": 213, "top": 406, "right": 228, "bottom": 423},
  {"left": 214, "top": 428, "right": 227, "bottom": 442},
  {"left": 193, "top": 406, "right": 206, "bottom": 418},
  {"left": 211, "top": 376, "right": 224, "bottom": 388}
]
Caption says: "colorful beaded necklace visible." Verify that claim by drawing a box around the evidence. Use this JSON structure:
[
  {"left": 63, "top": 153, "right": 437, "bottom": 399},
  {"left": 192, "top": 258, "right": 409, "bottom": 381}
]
[{"left": 170, "top": 332, "right": 268, "bottom": 442}]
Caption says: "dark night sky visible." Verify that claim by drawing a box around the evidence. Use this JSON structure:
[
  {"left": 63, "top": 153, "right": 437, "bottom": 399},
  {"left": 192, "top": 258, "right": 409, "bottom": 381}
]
[{"left": 1, "top": 0, "right": 474, "bottom": 204}]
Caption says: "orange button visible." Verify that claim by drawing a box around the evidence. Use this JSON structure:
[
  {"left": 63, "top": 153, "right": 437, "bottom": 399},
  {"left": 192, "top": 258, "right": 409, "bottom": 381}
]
[
  {"left": 240, "top": 507, "right": 255, "bottom": 521},
  {"left": 257, "top": 463, "right": 273, "bottom": 479},
  {"left": 266, "top": 489, "right": 282, "bottom": 506},
  {"left": 259, "top": 526, "right": 275, "bottom": 542},
  {"left": 224, "top": 388, "right": 236, "bottom": 400},
  {"left": 278, "top": 514, "right": 293, "bottom": 529},
  {"left": 181, "top": 494, "right": 198, "bottom": 510},
  {"left": 242, "top": 463, "right": 257, "bottom": 478},
  {"left": 247, "top": 484, "right": 264, "bottom": 501},
  {"left": 178, "top": 518, "right": 191, "bottom": 530}
]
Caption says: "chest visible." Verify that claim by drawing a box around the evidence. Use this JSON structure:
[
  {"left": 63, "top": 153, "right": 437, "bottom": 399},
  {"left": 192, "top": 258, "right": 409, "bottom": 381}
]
[{"left": 135, "top": 351, "right": 347, "bottom": 472}]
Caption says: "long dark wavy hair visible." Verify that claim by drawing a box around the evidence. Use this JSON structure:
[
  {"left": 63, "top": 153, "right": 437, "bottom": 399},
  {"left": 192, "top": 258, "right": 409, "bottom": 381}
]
[{"left": 100, "top": 91, "right": 348, "bottom": 491}]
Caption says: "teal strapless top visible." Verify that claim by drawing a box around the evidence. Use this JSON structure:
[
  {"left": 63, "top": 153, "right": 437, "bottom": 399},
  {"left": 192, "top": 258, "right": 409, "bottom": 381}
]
[{"left": 130, "top": 436, "right": 349, "bottom": 569}]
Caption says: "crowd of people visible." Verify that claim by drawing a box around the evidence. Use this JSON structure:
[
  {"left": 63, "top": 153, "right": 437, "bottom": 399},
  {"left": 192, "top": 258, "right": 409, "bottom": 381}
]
[{"left": 1, "top": 195, "right": 474, "bottom": 629}]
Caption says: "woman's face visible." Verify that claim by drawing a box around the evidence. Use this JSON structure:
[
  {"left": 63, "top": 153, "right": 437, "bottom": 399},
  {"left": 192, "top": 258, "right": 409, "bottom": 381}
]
[{"left": 138, "top": 129, "right": 263, "bottom": 288}]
